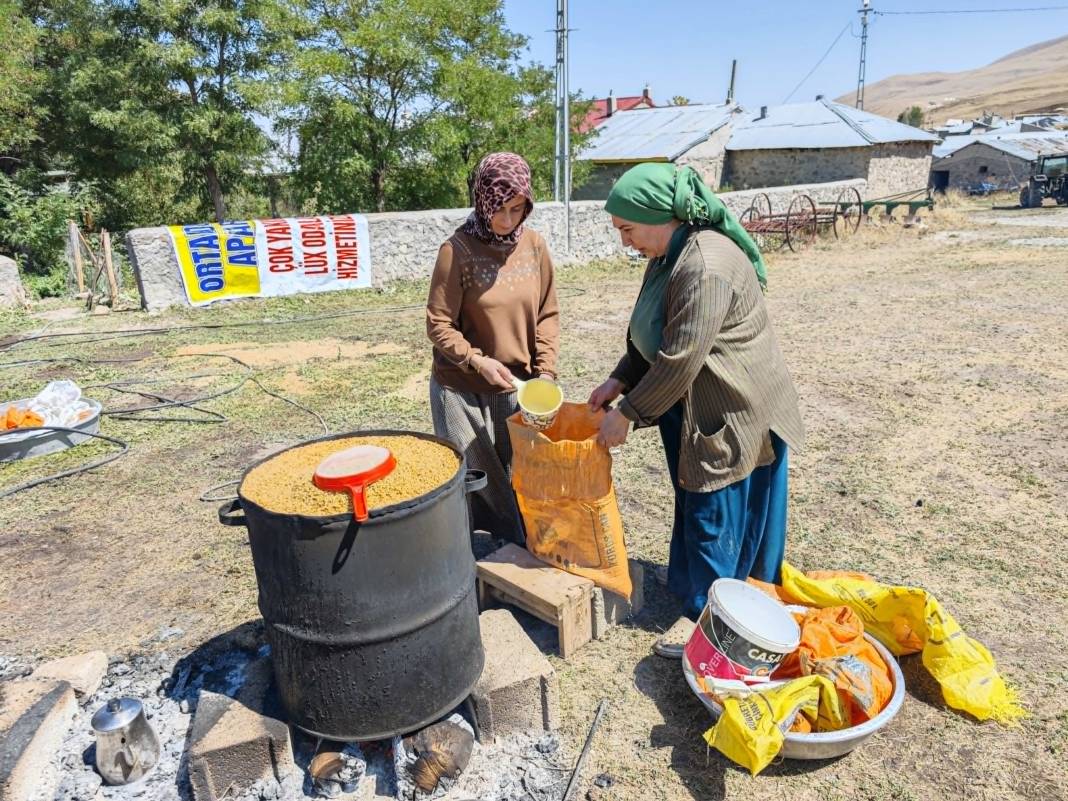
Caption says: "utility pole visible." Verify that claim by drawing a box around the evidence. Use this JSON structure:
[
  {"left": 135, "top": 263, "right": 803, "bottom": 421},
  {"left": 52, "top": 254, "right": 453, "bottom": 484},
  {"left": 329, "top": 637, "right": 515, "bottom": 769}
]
[
  {"left": 553, "top": 0, "right": 571, "bottom": 252},
  {"left": 726, "top": 59, "right": 737, "bottom": 105},
  {"left": 553, "top": 0, "right": 564, "bottom": 202},
  {"left": 856, "top": 0, "right": 871, "bottom": 109}
]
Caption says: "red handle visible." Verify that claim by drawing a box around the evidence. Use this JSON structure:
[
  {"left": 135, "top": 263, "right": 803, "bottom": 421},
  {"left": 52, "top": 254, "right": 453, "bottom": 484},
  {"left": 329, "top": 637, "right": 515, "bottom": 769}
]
[{"left": 348, "top": 484, "right": 369, "bottom": 522}]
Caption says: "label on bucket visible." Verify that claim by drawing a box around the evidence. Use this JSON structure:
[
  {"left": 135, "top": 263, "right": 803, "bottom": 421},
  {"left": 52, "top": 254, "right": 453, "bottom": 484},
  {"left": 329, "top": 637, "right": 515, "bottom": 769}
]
[{"left": 684, "top": 604, "right": 789, "bottom": 682}]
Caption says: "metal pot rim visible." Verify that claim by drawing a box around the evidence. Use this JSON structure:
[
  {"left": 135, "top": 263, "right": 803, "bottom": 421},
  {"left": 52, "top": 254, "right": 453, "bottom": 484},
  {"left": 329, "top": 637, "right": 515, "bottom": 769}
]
[{"left": 235, "top": 429, "right": 466, "bottom": 524}]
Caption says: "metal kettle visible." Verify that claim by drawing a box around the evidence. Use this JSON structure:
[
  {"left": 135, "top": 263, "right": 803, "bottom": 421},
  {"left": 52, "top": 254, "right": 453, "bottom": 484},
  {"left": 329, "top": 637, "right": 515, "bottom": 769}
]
[{"left": 91, "top": 697, "right": 161, "bottom": 785}]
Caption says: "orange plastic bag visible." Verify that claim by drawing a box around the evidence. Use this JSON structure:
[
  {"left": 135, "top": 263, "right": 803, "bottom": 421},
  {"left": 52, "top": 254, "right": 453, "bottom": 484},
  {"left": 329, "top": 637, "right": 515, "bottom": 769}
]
[
  {"left": 508, "top": 403, "right": 632, "bottom": 599},
  {"left": 777, "top": 606, "right": 894, "bottom": 727},
  {"left": 3, "top": 405, "right": 44, "bottom": 430}
]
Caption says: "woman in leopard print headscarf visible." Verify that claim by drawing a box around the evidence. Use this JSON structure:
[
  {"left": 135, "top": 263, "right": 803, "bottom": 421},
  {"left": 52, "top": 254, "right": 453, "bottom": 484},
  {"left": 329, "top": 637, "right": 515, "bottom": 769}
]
[
  {"left": 426, "top": 152, "right": 560, "bottom": 542},
  {"left": 461, "top": 152, "right": 534, "bottom": 244}
]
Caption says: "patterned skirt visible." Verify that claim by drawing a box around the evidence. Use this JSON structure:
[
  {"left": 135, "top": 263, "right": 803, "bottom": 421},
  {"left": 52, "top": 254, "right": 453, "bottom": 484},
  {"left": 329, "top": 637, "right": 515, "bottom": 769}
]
[{"left": 429, "top": 376, "right": 524, "bottom": 543}]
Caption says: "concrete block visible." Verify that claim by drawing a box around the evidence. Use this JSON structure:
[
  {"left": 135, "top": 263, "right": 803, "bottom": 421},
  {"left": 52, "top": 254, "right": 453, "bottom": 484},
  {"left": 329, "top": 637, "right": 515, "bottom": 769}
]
[
  {"left": 472, "top": 610, "right": 559, "bottom": 743},
  {"left": 0, "top": 256, "right": 29, "bottom": 309},
  {"left": 0, "top": 679, "right": 78, "bottom": 801},
  {"left": 187, "top": 659, "right": 295, "bottom": 801},
  {"left": 31, "top": 651, "right": 108, "bottom": 701},
  {"left": 591, "top": 560, "right": 645, "bottom": 640}
]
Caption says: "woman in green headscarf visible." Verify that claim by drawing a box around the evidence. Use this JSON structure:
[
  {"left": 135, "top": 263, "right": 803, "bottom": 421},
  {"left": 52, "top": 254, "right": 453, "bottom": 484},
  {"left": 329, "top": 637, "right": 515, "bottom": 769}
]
[{"left": 587, "top": 163, "right": 804, "bottom": 657}]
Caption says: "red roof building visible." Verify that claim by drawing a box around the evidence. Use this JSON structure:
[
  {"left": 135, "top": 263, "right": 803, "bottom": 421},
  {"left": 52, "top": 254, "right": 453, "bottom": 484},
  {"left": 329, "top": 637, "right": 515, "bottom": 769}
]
[{"left": 580, "top": 86, "right": 656, "bottom": 133}]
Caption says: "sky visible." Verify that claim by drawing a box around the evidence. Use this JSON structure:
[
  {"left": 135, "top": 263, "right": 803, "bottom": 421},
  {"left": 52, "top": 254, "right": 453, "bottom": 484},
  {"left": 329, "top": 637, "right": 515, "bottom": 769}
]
[{"left": 501, "top": 0, "right": 1068, "bottom": 108}]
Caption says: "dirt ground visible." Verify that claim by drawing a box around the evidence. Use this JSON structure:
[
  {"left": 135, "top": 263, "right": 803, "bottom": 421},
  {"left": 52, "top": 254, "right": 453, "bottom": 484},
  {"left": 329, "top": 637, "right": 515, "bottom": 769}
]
[{"left": 2, "top": 200, "right": 1066, "bottom": 801}]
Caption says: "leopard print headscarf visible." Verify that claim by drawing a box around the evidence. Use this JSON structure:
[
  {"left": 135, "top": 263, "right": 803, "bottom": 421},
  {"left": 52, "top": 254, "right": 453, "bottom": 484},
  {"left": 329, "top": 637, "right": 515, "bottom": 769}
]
[{"left": 462, "top": 152, "right": 534, "bottom": 245}]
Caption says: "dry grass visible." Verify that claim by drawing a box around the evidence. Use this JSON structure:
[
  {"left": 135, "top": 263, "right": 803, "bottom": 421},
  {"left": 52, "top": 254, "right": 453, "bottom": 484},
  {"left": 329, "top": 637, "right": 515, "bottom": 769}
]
[{"left": 1, "top": 205, "right": 1066, "bottom": 800}]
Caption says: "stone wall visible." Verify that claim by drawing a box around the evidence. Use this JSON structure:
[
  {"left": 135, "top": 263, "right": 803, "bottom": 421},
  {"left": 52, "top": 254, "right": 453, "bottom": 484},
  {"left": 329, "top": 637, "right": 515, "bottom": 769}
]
[
  {"left": 127, "top": 178, "right": 867, "bottom": 309},
  {"left": 865, "top": 142, "right": 935, "bottom": 197},
  {"left": 725, "top": 142, "right": 933, "bottom": 198},
  {"left": 932, "top": 144, "right": 1031, "bottom": 191},
  {"left": 572, "top": 164, "right": 631, "bottom": 201},
  {"left": 675, "top": 125, "right": 732, "bottom": 192},
  {"left": 726, "top": 146, "right": 871, "bottom": 191}
]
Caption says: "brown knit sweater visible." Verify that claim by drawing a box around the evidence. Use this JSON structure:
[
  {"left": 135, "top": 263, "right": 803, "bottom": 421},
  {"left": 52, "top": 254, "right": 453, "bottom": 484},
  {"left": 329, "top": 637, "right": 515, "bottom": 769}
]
[{"left": 426, "top": 227, "right": 560, "bottom": 395}]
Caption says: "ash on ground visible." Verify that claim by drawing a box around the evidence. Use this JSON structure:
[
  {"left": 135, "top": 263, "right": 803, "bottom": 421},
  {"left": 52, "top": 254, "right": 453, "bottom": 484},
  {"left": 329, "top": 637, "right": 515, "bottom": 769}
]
[{"left": 30, "top": 627, "right": 571, "bottom": 801}]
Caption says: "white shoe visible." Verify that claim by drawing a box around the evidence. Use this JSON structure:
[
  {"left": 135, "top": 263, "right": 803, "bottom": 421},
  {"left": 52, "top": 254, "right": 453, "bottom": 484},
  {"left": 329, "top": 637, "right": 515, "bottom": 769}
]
[{"left": 653, "top": 616, "right": 695, "bottom": 659}]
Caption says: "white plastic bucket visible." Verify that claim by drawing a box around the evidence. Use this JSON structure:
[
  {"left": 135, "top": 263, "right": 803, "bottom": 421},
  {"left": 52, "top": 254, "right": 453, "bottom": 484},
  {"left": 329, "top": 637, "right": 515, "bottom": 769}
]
[
  {"left": 683, "top": 578, "right": 800, "bottom": 684},
  {"left": 510, "top": 376, "right": 563, "bottom": 430}
]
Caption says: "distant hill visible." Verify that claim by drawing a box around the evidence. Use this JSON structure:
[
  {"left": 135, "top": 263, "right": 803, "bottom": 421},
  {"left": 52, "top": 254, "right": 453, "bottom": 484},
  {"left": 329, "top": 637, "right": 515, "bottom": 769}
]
[{"left": 836, "top": 34, "right": 1068, "bottom": 124}]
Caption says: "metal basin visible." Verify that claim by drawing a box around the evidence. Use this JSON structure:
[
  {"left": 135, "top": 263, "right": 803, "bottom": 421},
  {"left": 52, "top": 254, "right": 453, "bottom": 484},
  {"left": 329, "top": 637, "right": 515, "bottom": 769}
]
[
  {"left": 685, "top": 625, "right": 906, "bottom": 760},
  {"left": 0, "top": 399, "right": 102, "bottom": 462}
]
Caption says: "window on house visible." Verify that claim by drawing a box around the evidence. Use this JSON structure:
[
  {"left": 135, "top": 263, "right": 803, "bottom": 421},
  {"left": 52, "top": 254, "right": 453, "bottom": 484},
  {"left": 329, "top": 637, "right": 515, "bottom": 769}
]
[{"left": 978, "top": 165, "right": 989, "bottom": 174}]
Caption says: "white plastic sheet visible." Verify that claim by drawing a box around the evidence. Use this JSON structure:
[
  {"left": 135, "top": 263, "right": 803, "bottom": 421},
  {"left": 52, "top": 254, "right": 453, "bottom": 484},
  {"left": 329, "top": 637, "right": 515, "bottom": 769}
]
[{"left": 28, "top": 380, "right": 93, "bottom": 426}]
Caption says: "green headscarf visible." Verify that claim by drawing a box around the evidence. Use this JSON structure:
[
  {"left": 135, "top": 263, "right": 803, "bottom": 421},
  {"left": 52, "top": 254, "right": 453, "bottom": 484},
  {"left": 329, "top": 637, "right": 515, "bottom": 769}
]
[{"left": 605, "top": 163, "right": 767, "bottom": 289}]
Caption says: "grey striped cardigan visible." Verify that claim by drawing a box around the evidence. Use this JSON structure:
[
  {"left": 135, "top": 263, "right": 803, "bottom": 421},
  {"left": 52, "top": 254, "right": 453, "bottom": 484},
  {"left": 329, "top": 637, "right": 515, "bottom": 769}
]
[{"left": 612, "top": 228, "right": 804, "bottom": 493}]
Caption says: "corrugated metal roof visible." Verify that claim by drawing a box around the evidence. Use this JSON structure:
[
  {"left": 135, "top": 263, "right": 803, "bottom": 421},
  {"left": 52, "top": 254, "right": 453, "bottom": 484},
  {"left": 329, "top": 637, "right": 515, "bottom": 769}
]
[
  {"left": 933, "top": 136, "right": 979, "bottom": 158},
  {"left": 726, "top": 99, "right": 940, "bottom": 151},
  {"left": 933, "top": 132, "right": 1068, "bottom": 160},
  {"left": 578, "top": 103, "right": 738, "bottom": 162}
]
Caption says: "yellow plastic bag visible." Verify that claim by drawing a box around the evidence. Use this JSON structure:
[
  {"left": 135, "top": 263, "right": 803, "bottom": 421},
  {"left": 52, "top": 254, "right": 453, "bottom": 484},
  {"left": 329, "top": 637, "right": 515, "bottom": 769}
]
[
  {"left": 508, "top": 403, "right": 632, "bottom": 599},
  {"left": 778, "top": 563, "right": 1026, "bottom": 725},
  {"left": 703, "top": 675, "right": 847, "bottom": 775}
]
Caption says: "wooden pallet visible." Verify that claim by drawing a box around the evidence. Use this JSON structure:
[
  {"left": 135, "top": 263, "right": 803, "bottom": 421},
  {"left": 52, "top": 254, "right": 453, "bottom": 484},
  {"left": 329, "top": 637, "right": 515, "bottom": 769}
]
[{"left": 476, "top": 544, "right": 594, "bottom": 658}]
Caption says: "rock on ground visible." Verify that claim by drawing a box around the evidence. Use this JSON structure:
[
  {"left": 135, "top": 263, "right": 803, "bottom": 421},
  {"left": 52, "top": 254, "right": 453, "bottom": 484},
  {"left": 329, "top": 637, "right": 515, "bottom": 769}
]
[
  {"left": 31, "top": 652, "right": 108, "bottom": 701},
  {"left": 0, "top": 679, "right": 78, "bottom": 801}
]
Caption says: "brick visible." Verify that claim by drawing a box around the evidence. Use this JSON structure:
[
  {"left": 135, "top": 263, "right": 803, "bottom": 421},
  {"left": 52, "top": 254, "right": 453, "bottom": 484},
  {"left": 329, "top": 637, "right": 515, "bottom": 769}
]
[
  {"left": 0, "top": 679, "right": 77, "bottom": 801},
  {"left": 471, "top": 610, "right": 559, "bottom": 743},
  {"left": 591, "top": 560, "right": 645, "bottom": 640},
  {"left": 31, "top": 651, "right": 108, "bottom": 701},
  {"left": 187, "top": 659, "right": 295, "bottom": 801}
]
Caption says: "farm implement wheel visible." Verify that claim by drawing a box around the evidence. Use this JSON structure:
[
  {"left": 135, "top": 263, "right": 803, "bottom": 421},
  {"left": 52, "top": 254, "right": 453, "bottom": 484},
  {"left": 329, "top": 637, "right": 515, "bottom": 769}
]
[
  {"left": 785, "top": 195, "right": 817, "bottom": 252},
  {"left": 833, "top": 187, "right": 863, "bottom": 239},
  {"left": 740, "top": 193, "right": 784, "bottom": 251}
]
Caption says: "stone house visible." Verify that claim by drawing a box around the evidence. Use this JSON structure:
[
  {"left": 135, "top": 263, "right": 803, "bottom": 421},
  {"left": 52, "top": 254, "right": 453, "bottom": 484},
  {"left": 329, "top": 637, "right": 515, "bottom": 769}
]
[
  {"left": 930, "top": 132, "right": 1068, "bottom": 192},
  {"left": 573, "top": 103, "right": 742, "bottom": 200},
  {"left": 724, "top": 99, "right": 939, "bottom": 198},
  {"left": 574, "top": 98, "right": 937, "bottom": 200}
]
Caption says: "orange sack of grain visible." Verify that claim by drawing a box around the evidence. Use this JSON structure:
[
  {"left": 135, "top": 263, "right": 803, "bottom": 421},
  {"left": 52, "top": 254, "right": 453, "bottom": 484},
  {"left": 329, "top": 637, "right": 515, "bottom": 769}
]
[{"left": 508, "top": 403, "right": 632, "bottom": 599}]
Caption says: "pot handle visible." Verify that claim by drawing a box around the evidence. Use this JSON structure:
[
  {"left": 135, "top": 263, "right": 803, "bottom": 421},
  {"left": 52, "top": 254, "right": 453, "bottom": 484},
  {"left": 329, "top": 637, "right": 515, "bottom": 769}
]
[
  {"left": 218, "top": 498, "right": 247, "bottom": 527},
  {"left": 464, "top": 469, "right": 488, "bottom": 494}
]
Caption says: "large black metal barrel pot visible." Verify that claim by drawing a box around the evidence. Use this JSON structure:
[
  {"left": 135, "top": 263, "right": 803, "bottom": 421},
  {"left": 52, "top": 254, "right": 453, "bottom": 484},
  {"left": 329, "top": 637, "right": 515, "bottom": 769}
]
[{"left": 218, "top": 430, "right": 487, "bottom": 741}]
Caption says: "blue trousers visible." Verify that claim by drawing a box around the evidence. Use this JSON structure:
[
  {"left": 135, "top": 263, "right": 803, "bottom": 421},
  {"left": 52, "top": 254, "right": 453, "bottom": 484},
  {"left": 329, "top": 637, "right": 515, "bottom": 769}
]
[{"left": 658, "top": 403, "right": 789, "bottom": 620}]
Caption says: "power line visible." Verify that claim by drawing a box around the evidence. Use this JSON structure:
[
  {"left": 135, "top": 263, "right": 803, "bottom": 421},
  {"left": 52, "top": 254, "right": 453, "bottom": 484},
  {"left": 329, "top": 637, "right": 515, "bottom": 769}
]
[
  {"left": 876, "top": 5, "right": 1068, "bottom": 15},
  {"left": 783, "top": 20, "right": 853, "bottom": 104}
]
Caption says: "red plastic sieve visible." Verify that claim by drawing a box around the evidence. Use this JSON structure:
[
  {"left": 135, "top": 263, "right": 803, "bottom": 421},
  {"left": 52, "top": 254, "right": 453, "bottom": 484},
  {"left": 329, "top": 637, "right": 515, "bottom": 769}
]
[{"left": 312, "top": 444, "right": 396, "bottom": 522}]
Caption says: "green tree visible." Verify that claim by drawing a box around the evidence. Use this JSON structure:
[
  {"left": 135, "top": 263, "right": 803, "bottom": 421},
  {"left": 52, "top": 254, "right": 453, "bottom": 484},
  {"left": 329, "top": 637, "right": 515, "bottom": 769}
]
[
  {"left": 30, "top": 0, "right": 287, "bottom": 225},
  {"left": 897, "top": 106, "right": 925, "bottom": 128},
  {"left": 0, "top": 0, "right": 42, "bottom": 159},
  {"left": 671, "top": 95, "right": 690, "bottom": 106},
  {"left": 284, "top": 0, "right": 592, "bottom": 213}
]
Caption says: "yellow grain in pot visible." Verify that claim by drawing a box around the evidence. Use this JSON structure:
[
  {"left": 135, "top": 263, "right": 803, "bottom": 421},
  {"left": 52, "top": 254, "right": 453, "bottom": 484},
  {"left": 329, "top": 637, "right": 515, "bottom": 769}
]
[{"left": 240, "top": 435, "right": 461, "bottom": 516}]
